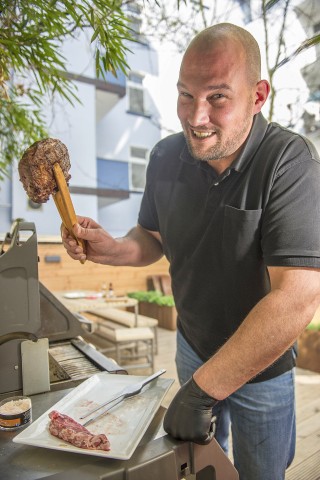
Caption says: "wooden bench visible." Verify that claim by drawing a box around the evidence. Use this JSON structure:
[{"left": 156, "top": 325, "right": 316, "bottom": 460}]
[
  {"left": 83, "top": 314, "right": 155, "bottom": 372},
  {"left": 86, "top": 307, "right": 159, "bottom": 353}
]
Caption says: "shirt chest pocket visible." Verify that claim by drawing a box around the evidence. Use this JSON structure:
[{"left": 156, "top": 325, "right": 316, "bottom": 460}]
[{"left": 222, "top": 206, "right": 263, "bottom": 264}]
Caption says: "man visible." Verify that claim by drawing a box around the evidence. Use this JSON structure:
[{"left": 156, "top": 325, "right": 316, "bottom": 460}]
[{"left": 62, "top": 23, "right": 320, "bottom": 480}]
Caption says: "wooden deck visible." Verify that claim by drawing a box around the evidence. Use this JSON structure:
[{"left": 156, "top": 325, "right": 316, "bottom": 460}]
[{"left": 146, "top": 327, "right": 320, "bottom": 480}]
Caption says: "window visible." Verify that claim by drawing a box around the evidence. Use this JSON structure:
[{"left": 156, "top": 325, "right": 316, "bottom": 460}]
[
  {"left": 129, "top": 15, "right": 142, "bottom": 39},
  {"left": 125, "top": 1, "right": 145, "bottom": 42},
  {"left": 97, "top": 158, "right": 129, "bottom": 190},
  {"left": 129, "top": 146, "right": 149, "bottom": 190},
  {"left": 128, "top": 72, "right": 146, "bottom": 115}
]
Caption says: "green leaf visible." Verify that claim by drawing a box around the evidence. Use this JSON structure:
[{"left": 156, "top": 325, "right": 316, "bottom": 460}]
[
  {"left": 275, "top": 33, "right": 320, "bottom": 70},
  {"left": 127, "top": 290, "right": 175, "bottom": 306},
  {"left": 0, "top": 0, "right": 135, "bottom": 178},
  {"left": 95, "top": 49, "right": 100, "bottom": 77},
  {"left": 91, "top": 28, "right": 99, "bottom": 43}
]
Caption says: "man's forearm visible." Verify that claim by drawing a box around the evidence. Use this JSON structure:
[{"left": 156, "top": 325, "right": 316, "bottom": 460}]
[
  {"left": 194, "top": 269, "right": 320, "bottom": 400},
  {"left": 113, "top": 225, "right": 163, "bottom": 267}
]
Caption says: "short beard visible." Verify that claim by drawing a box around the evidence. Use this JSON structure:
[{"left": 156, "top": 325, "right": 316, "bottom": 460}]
[
  {"left": 184, "top": 132, "right": 235, "bottom": 163},
  {"left": 183, "top": 108, "right": 253, "bottom": 163}
]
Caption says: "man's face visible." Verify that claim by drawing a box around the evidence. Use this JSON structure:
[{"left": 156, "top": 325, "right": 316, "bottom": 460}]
[{"left": 177, "top": 39, "right": 256, "bottom": 167}]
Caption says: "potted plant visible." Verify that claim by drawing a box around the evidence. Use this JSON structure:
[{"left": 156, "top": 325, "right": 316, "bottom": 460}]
[{"left": 127, "top": 290, "right": 177, "bottom": 330}]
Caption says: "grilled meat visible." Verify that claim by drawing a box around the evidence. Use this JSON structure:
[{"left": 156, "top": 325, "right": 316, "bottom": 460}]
[{"left": 19, "top": 138, "right": 71, "bottom": 203}]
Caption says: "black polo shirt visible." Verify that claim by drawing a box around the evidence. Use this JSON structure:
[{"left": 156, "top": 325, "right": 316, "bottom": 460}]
[{"left": 138, "top": 113, "right": 320, "bottom": 382}]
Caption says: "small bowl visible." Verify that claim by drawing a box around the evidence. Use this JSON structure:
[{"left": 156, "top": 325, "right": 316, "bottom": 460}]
[{"left": 0, "top": 396, "right": 32, "bottom": 431}]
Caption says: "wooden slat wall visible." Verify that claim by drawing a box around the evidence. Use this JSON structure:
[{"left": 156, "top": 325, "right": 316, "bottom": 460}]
[{"left": 38, "top": 243, "right": 170, "bottom": 295}]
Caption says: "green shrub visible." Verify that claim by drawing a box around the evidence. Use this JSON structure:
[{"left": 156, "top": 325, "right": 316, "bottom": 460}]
[
  {"left": 306, "top": 322, "right": 320, "bottom": 331},
  {"left": 128, "top": 290, "right": 175, "bottom": 307}
]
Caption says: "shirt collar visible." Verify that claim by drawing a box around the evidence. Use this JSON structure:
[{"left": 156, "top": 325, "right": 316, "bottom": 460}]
[{"left": 231, "top": 112, "right": 268, "bottom": 172}]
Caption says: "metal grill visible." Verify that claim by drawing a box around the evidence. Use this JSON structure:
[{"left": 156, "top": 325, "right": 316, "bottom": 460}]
[{"left": 49, "top": 342, "right": 102, "bottom": 382}]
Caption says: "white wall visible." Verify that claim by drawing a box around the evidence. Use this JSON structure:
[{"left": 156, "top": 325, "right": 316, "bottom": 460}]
[
  {"left": 61, "top": 30, "right": 96, "bottom": 78},
  {"left": 97, "top": 97, "right": 160, "bottom": 161},
  {"left": 96, "top": 42, "right": 160, "bottom": 236},
  {"left": 98, "top": 194, "right": 143, "bottom": 237}
]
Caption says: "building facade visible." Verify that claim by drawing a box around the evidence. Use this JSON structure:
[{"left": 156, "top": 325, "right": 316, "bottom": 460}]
[{"left": 1, "top": 6, "right": 160, "bottom": 238}]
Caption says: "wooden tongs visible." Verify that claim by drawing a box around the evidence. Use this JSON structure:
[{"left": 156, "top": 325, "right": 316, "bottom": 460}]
[{"left": 52, "top": 163, "right": 86, "bottom": 264}]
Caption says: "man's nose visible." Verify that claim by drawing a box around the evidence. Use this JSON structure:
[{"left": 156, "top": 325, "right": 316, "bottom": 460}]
[{"left": 188, "top": 100, "right": 210, "bottom": 126}]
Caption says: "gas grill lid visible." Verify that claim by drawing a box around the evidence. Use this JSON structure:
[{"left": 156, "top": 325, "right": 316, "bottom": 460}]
[
  {"left": 0, "top": 221, "right": 41, "bottom": 338},
  {"left": 0, "top": 220, "right": 84, "bottom": 342},
  {"left": 38, "top": 282, "right": 84, "bottom": 341}
]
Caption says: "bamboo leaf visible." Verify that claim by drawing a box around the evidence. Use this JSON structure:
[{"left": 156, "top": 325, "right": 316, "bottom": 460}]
[
  {"left": 95, "top": 49, "right": 100, "bottom": 77},
  {"left": 0, "top": 0, "right": 135, "bottom": 177},
  {"left": 91, "top": 28, "right": 99, "bottom": 43},
  {"left": 275, "top": 33, "right": 320, "bottom": 69}
]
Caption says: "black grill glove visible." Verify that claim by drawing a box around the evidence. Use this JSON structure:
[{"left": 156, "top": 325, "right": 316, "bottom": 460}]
[{"left": 163, "top": 376, "right": 218, "bottom": 445}]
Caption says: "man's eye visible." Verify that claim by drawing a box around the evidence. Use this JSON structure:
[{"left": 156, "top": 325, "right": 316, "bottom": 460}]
[
  {"left": 211, "top": 94, "right": 225, "bottom": 100},
  {"left": 180, "top": 92, "right": 192, "bottom": 98}
]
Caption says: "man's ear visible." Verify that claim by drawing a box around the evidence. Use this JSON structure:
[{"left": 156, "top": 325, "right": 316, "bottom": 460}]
[{"left": 253, "top": 80, "right": 270, "bottom": 114}]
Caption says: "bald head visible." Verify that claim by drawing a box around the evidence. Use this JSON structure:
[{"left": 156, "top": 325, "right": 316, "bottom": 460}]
[{"left": 184, "top": 23, "right": 261, "bottom": 86}]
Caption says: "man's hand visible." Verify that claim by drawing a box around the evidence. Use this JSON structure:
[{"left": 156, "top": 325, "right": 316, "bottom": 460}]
[
  {"left": 163, "top": 377, "right": 218, "bottom": 445},
  {"left": 61, "top": 216, "right": 117, "bottom": 264},
  {"left": 61, "top": 218, "right": 163, "bottom": 267}
]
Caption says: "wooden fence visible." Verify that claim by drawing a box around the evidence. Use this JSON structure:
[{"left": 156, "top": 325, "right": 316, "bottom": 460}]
[{"left": 38, "top": 242, "right": 170, "bottom": 295}]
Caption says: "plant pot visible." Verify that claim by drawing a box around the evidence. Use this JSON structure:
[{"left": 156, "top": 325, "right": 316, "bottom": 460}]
[
  {"left": 296, "top": 329, "right": 320, "bottom": 374},
  {"left": 138, "top": 302, "right": 177, "bottom": 331}
]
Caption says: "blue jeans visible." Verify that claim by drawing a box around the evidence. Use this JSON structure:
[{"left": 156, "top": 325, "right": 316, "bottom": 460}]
[{"left": 176, "top": 330, "right": 296, "bottom": 480}]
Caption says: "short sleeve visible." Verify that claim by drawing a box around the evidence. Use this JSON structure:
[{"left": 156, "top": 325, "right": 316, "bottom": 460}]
[{"left": 262, "top": 150, "right": 320, "bottom": 267}]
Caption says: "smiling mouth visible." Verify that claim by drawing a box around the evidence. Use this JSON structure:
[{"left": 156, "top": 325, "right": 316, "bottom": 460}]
[{"left": 192, "top": 130, "right": 215, "bottom": 138}]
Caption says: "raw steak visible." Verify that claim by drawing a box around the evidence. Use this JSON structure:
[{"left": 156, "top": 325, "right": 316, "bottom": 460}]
[{"left": 48, "top": 410, "right": 110, "bottom": 451}]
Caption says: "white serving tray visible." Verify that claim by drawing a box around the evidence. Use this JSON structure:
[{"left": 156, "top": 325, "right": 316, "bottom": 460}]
[{"left": 13, "top": 372, "right": 174, "bottom": 460}]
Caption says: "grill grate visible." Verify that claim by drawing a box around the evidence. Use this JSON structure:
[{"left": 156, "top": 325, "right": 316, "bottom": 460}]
[{"left": 49, "top": 342, "right": 102, "bottom": 381}]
